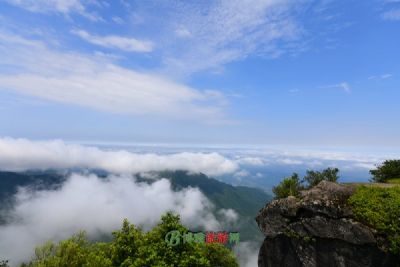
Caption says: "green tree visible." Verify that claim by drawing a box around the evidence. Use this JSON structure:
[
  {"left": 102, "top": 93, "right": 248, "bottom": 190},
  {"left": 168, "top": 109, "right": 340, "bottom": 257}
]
[
  {"left": 370, "top": 159, "right": 400, "bottom": 183},
  {"left": 303, "top": 167, "right": 339, "bottom": 188},
  {"left": 0, "top": 260, "right": 9, "bottom": 267},
  {"left": 272, "top": 173, "right": 303, "bottom": 199},
  {"left": 23, "top": 212, "right": 239, "bottom": 267}
]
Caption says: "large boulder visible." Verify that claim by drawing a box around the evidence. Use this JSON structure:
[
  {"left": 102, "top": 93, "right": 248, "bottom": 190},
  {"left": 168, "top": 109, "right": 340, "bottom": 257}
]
[{"left": 256, "top": 181, "right": 399, "bottom": 267}]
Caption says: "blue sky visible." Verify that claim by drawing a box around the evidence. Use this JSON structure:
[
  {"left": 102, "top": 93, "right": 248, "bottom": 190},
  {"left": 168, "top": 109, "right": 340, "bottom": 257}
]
[{"left": 0, "top": 0, "right": 399, "bottom": 147}]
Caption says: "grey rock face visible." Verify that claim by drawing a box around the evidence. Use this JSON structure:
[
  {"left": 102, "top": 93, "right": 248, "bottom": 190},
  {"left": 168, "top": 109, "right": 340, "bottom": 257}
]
[{"left": 256, "top": 181, "right": 399, "bottom": 267}]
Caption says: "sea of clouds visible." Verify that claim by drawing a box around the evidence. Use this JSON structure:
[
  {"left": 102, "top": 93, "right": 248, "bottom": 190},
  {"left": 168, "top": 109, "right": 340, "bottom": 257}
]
[
  {"left": 1, "top": 137, "right": 399, "bottom": 266},
  {"left": 0, "top": 137, "right": 243, "bottom": 265},
  {"left": 0, "top": 173, "right": 239, "bottom": 265}
]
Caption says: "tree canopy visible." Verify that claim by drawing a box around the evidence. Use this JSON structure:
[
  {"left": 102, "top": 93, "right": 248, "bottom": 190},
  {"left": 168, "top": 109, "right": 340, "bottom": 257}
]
[
  {"left": 21, "top": 212, "right": 239, "bottom": 267},
  {"left": 303, "top": 167, "right": 339, "bottom": 188},
  {"left": 370, "top": 159, "right": 400, "bottom": 183}
]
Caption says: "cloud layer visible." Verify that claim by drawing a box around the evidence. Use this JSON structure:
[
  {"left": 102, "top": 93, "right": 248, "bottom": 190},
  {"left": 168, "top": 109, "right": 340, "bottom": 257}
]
[
  {"left": 0, "top": 137, "right": 238, "bottom": 176},
  {"left": 0, "top": 173, "right": 235, "bottom": 265}
]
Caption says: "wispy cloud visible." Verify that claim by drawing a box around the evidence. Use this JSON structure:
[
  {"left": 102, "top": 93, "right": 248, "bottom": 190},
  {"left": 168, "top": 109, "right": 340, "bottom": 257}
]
[
  {"left": 381, "top": 0, "right": 400, "bottom": 21},
  {"left": 289, "top": 88, "right": 301, "bottom": 94},
  {"left": 143, "top": 0, "right": 305, "bottom": 75},
  {"left": 71, "top": 29, "right": 153, "bottom": 52},
  {"left": 382, "top": 8, "right": 400, "bottom": 20},
  {"left": 320, "top": 82, "right": 351, "bottom": 93},
  {"left": 112, "top": 16, "right": 124, "bottom": 25},
  {"left": 3, "top": 0, "right": 328, "bottom": 77},
  {"left": 368, "top": 73, "right": 393, "bottom": 80},
  {"left": 0, "top": 31, "right": 228, "bottom": 121},
  {"left": 5, "top": 0, "right": 101, "bottom": 21}
]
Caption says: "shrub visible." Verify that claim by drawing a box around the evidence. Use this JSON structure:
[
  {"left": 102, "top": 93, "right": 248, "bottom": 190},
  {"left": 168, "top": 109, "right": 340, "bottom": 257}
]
[
  {"left": 348, "top": 186, "right": 400, "bottom": 254},
  {"left": 272, "top": 173, "right": 303, "bottom": 199},
  {"left": 370, "top": 159, "right": 400, "bottom": 183}
]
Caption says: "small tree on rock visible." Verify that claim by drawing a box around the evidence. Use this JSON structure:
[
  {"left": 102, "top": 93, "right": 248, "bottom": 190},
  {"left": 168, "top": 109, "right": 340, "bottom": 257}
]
[
  {"left": 272, "top": 173, "right": 304, "bottom": 199},
  {"left": 303, "top": 167, "right": 339, "bottom": 188}
]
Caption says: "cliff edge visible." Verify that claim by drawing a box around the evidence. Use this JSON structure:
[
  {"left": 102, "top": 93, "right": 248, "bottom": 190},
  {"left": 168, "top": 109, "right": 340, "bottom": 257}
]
[{"left": 256, "top": 181, "right": 399, "bottom": 267}]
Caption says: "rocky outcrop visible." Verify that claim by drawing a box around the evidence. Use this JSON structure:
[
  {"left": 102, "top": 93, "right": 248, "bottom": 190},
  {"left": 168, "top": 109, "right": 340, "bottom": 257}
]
[{"left": 256, "top": 181, "right": 399, "bottom": 267}]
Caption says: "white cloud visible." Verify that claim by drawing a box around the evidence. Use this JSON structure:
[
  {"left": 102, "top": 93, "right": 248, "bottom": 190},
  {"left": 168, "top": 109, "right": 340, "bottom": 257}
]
[
  {"left": 277, "top": 158, "right": 303, "bottom": 165},
  {"left": 382, "top": 8, "right": 400, "bottom": 20},
  {"left": 112, "top": 16, "right": 125, "bottom": 25},
  {"left": 368, "top": 73, "right": 393, "bottom": 80},
  {"left": 0, "top": 173, "right": 226, "bottom": 265},
  {"left": 5, "top": 0, "right": 100, "bottom": 21},
  {"left": 320, "top": 82, "right": 351, "bottom": 93},
  {"left": 256, "top": 172, "right": 263, "bottom": 178},
  {"left": 174, "top": 26, "right": 192, "bottom": 38},
  {"left": 217, "top": 209, "right": 239, "bottom": 224},
  {"left": 234, "top": 241, "right": 260, "bottom": 267},
  {"left": 235, "top": 156, "right": 265, "bottom": 166},
  {"left": 71, "top": 29, "right": 153, "bottom": 52},
  {"left": 0, "top": 31, "right": 227, "bottom": 121},
  {"left": 234, "top": 169, "right": 250, "bottom": 178},
  {"left": 0, "top": 137, "right": 239, "bottom": 176},
  {"left": 221, "top": 146, "right": 400, "bottom": 171},
  {"left": 336, "top": 82, "right": 351, "bottom": 92},
  {"left": 352, "top": 162, "right": 376, "bottom": 170}
]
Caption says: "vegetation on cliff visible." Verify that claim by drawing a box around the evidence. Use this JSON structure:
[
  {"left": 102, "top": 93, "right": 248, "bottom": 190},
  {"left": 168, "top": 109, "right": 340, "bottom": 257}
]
[
  {"left": 257, "top": 181, "right": 400, "bottom": 267},
  {"left": 272, "top": 173, "right": 303, "bottom": 199},
  {"left": 348, "top": 185, "right": 400, "bottom": 254},
  {"left": 19, "top": 213, "right": 239, "bottom": 267},
  {"left": 272, "top": 168, "right": 339, "bottom": 199}
]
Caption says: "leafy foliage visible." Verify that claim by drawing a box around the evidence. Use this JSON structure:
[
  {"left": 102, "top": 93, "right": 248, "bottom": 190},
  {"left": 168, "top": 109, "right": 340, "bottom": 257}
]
[
  {"left": 348, "top": 186, "right": 400, "bottom": 254},
  {"left": 370, "top": 159, "right": 400, "bottom": 183},
  {"left": 272, "top": 173, "right": 303, "bottom": 199},
  {"left": 0, "top": 260, "right": 9, "bottom": 267},
  {"left": 273, "top": 168, "right": 340, "bottom": 199},
  {"left": 303, "top": 167, "right": 339, "bottom": 188},
  {"left": 22, "top": 213, "right": 239, "bottom": 267}
]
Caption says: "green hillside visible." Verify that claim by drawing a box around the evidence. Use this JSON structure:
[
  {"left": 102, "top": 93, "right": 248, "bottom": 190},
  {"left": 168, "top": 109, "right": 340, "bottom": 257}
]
[
  {"left": 144, "top": 170, "right": 272, "bottom": 241},
  {"left": 154, "top": 170, "right": 270, "bottom": 217},
  {"left": 0, "top": 171, "right": 65, "bottom": 205}
]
